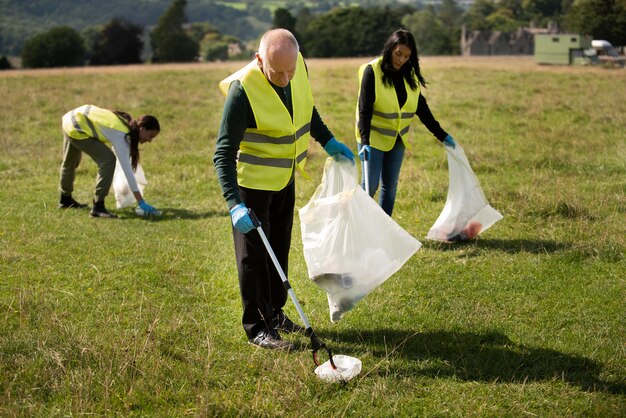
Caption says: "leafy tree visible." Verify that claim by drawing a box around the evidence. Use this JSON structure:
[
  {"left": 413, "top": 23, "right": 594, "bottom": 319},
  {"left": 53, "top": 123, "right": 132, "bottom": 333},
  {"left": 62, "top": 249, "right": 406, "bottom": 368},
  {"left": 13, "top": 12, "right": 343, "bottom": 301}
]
[
  {"left": 82, "top": 25, "right": 104, "bottom": 62},
  {"left": 303, "top": 7, "right": 404, "bottom": 57},
  {"left": 522, "top": 0, "right": 566, "bottom": 19},
  {"left": 199, "top": 29, "right": 234, "bottom": 62},
  {"left": 273, "top": 8, "right": 297, "bottom": 33},
  {"left": 486, "top": 7, "right": 519, "bottom": 32},
  {"left": 150, "top": 0, "right": 198, "bottom": 63},
  {"left": 561, "top": 0, "right": 577, "bottom": 14},
  {"left": 464, "top": 0, "right": 498, "bottom": 30},
  {"left": 0, "top": 55, "right": 13, "bottom": 70},
  {"left": 617, "top": 0, "right": 626, "bottom": 48},
  {"left": 88, "top": 18, "right": 143, "bottom": 65},
  {"left": 21, "top": 26, "right": 85, "bottom": 68},
  {"left": 565, "top": 0, "right": 626, "bottom": 47},
  {"left": 188, "top": 22, "right": 219, "bottom": 44},
  {"left": 498, "top": 0, "right": 526, "bottom": 20},
  {"left": 440, "top": 0, "right": 464, "bottom": 27},
  {"left": 295, "top": 7, "right": 315, "bottom": 37},
  {"left": 438, "top": 0, "right": 464, "bottom": 54},
  {"left": 403, "top": 8, "right": 450, "bottom": 55},
  {"left": 247, "top": 3, "right": 272, "bottom": 23},
  {"left": 184, "top": 2, "right": 257, "bottom": 42},
  {"left": 204, "top": 41, "right": 229, "bottom": 61},
  {"left": 463, "top": 0, "right": 533, "bottom": 32},
  {"left": 273, "top": 8, "right": 307, "bottom": 55}
]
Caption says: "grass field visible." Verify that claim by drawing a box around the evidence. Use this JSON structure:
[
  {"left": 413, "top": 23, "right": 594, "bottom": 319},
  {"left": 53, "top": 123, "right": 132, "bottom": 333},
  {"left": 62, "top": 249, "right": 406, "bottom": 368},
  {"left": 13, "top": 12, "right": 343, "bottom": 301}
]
[{"left": 1, "top": 56, "right": 625, "bottom": 416}]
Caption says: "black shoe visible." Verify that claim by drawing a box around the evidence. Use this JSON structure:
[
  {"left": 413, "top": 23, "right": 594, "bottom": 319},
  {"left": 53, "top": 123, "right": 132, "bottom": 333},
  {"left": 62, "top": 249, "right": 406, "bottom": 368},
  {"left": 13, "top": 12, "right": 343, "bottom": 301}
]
[
  {"left": 248, "top": 329, "right": 294, "bottom": 351},
  {"left": 274, "top": 311, "right": 305, "bottom": 334},
  {"left": 446, "top": 232, "right": 464, "bottom": 243},
  {"left": 59, "top": 194, "right": 88, "bottom": 209},
  {"left": 90, "top": 200, "right": 118, "bottom": 218}
]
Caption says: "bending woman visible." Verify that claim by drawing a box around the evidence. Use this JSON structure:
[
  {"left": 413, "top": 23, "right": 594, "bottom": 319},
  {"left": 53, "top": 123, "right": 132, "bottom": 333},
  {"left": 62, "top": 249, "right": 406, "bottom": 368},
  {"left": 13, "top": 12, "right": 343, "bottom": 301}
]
[
  {"left": 356, "top": 29, "right": 456, "bottom": 217},
  {"left": 59, "top": 104, "right": 160, "bottom": 218}
]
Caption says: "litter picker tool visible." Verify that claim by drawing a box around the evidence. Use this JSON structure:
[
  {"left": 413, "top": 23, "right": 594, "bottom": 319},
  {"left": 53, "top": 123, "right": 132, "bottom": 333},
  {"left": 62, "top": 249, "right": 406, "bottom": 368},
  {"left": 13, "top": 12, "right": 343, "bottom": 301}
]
[
  {"left": 248, "top": 209, "right": 337, "bottom": 369},
  {"left": 363, "top": 148, "right": 370, "bottom": 196}
]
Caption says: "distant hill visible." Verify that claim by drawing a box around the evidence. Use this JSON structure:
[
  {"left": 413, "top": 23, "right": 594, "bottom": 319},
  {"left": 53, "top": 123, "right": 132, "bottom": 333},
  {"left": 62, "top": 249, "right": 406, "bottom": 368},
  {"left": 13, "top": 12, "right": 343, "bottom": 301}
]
[
  {"left": 0, "top": 0, "right": 270, "bottom": 56},
  {"left": 0, "top": 0, "right": 451, "bottom": 57}
]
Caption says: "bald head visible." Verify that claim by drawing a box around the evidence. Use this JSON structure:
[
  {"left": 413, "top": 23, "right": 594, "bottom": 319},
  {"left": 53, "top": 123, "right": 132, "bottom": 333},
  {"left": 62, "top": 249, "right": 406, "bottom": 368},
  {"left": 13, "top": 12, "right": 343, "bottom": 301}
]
[
  {"left": 258, "top": 29, "right": 299, "bottom": 61},
  {"left": 256, "top": 29, "right": 299, "bottom": 87}
]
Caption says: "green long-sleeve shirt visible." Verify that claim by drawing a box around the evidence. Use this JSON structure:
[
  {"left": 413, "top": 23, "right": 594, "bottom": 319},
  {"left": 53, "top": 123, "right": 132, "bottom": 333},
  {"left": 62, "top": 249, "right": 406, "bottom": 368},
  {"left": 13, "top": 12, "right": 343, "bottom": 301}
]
[{"left": 213, "top": 78, "right": 334, "bottom": 209}]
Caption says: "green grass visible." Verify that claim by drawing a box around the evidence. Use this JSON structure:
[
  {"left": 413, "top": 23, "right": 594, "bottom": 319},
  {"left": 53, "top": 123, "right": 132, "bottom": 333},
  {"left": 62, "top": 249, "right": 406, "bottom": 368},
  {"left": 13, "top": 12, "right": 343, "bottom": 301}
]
[{"left": 1, "top": 58, "right": 625, "bottom": 416}]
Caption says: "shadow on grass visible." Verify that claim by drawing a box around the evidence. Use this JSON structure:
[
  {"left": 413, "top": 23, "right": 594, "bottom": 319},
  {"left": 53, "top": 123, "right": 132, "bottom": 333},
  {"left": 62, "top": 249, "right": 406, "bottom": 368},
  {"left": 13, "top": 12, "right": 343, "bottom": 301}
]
[
  {"left": 322, "top": 328, "right": 624, "bottom": 394},
  {"left": 117, "top": 207, "right": 225, "bottom": 221},
  {"left": 425, "top": 238, "right": 571, "bottom": 254}
]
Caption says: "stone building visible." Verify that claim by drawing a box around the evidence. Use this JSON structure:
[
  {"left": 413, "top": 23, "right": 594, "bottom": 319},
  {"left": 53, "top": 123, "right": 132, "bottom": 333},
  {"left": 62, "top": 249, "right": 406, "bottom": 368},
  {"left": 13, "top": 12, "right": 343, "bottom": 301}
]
[{"left": 461, "top": 23, "right": 558, "bottom": 56}]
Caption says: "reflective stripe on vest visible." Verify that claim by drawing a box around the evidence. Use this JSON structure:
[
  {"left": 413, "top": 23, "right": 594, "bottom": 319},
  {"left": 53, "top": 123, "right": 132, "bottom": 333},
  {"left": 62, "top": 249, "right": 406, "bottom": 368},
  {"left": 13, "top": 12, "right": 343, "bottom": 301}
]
[
  {"left": 62, "top": 104, "right": 129, "bottom": 142},
  {"left": 70, "top": 105, "right": 99, "bottom": 139},
  {"left": 355, "top": 57, "right": 420, "bottom": 151},
  {"left": 218, "top": 53, "right": 314, "bottom": 191},
  {"left": 238, "top": 122, "right": 310, "bottom": 169},
  {"left": 242, "top": 122, "right": 311, "bottom": 145},
  {"left": 238, "top": 147, "right": 308, "bottom": 168}
]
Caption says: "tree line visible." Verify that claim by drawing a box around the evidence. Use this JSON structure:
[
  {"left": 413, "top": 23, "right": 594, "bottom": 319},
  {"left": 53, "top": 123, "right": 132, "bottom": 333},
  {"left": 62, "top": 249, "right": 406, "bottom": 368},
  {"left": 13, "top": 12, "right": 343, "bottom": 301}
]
[{"left": 7, "top": 0, "right": 626, "bottom": 69}]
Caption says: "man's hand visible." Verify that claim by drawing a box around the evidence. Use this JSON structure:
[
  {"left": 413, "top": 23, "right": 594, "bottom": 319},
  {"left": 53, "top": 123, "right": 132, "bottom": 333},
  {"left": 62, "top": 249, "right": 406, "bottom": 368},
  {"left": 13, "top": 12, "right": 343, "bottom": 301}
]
[
  {"left": 229, "top": 203, "right": 254, "bottom": 233},
  {"left": 324, "top": 137, "right": 355, "bottom": 161}
]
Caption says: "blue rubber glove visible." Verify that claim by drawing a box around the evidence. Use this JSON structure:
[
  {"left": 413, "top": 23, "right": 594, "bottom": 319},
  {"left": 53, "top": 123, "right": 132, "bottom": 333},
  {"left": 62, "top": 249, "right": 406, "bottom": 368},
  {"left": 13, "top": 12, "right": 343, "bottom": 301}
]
[
  {"left": 443, "top": 134, "right": 456, "bottom": 149},
  {"left": 138, "top": 200, "right": 158, "bottom": 215},
  {"left": 323, "top": 137, "right": 355, "bottom": 161},
  {"left": 358, "top": 144, "right": 371, "bottom": 161},
  {"left": 229, "top": 203, "right": 254, "bottom": 233}
]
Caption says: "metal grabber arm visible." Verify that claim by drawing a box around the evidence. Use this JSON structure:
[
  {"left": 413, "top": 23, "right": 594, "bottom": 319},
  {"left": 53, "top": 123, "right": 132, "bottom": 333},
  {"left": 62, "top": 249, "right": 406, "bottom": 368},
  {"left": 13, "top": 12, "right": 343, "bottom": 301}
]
[
  {"left": 307, "top": 328, "right": 336, "bottom": 368},
  {"left": 248, "top": 209, "right": 336, "bottom": 369}
]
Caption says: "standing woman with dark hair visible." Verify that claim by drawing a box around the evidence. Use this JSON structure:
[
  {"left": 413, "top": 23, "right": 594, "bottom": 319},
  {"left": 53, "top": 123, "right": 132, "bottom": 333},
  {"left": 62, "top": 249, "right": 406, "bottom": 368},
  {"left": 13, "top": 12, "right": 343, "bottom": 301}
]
[
  {"left": 356, "top": 29, "right": 456, "bottom": 217},
  {"left": 59, "top": 104, "right": 161, "bottom": 218}
]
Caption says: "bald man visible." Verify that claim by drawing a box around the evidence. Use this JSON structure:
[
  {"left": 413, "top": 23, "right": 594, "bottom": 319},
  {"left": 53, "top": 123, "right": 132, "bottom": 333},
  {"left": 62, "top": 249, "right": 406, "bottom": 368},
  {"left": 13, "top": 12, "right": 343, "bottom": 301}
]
[{"left": 214, "top": 29, "right": 354, "bottom": 351}]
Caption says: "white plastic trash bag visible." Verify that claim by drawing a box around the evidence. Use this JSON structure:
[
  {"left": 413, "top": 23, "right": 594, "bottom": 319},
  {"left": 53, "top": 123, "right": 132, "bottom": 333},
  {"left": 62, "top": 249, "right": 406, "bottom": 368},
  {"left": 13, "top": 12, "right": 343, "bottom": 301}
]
[
  {"left": 112, "top": 160, "right": 147, "bottom": 209},
  {"left": 427, "top": 142, "right": 502, "bottom": 242},
  {"left": 299, "top": 157, "right": 422, "bottom": 322}
]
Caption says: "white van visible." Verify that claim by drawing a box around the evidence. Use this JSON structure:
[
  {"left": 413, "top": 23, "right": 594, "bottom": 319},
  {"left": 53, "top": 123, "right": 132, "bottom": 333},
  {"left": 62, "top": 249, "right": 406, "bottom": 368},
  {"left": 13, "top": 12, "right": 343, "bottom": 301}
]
[{"left": 590, "top": 40, "right": 625, "bottom": 66}]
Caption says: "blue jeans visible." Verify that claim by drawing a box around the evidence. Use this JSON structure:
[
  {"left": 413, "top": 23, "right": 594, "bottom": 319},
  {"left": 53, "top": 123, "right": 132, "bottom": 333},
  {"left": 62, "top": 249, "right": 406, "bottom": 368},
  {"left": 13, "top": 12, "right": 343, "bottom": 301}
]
[{"left": 359, "top": 139, "right": 405, "bottom": 216}]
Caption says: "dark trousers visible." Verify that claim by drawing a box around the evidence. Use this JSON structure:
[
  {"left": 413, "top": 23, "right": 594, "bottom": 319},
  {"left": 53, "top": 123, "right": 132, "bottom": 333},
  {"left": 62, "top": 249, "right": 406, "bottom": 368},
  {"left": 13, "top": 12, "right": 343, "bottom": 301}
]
[
  {"left": 234, "top": 181, "right": 295, "bottom": 339},
  {"left": 60, "top": 134, "right": 116, "bottom": 202}
]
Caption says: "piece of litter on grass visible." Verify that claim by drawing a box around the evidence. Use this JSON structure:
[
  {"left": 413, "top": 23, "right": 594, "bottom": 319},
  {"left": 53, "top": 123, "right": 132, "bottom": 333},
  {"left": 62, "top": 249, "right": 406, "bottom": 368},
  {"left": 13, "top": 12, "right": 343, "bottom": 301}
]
[{"left": 314, "top": 355, "right": 362, "bottom": 382}]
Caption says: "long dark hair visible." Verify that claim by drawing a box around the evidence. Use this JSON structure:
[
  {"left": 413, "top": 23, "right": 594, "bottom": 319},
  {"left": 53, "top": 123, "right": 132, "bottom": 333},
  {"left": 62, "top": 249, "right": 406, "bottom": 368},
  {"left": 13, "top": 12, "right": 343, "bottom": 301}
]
[
  {"left": 113, "top": 111, "right": 160, "bottom": 171},
  {"left": 380, "top": 29, "right": 426, "bottom": 90}
]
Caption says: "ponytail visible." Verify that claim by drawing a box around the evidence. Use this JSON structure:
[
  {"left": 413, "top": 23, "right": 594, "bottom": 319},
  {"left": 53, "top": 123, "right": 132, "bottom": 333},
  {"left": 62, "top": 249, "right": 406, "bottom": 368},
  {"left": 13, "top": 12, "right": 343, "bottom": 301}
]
[
  {"left": 113, "top": 111, "right": 139, "bottom": 171},
  {"left": 113, "top": 112, "right": 160, "bottom": 171}
]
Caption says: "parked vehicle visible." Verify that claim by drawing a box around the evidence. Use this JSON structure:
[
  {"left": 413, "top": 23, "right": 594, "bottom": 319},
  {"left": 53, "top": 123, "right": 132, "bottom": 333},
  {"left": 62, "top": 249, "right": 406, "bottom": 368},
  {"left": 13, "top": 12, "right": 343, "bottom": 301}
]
[{"left": 589, "top": 40, "right": 625, "bottom": 67}]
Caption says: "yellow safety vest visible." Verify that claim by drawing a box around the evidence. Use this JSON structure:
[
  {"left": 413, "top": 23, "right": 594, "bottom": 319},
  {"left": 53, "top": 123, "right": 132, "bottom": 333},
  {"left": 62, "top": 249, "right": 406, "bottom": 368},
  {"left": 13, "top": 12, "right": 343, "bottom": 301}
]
[
  {"left": 219, "top": 53, "right": 313, "bottom": 191},
  {"left": 62, "top": 104, "right": 129, "bottom": 142},
  {"left": 355, "top": 57, "right": 420, "bottom": 151}
]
